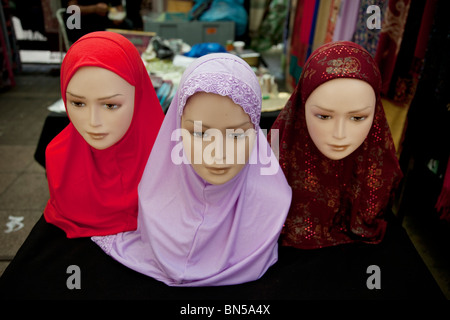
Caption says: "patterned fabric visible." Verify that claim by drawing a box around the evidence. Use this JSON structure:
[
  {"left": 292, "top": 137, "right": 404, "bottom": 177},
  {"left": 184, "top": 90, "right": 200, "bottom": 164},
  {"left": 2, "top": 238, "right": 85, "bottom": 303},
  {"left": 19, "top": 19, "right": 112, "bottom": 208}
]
[
  {"left": 387, "top": 0, "right": 436, "bottom": 105},
  {"left": 352, "top": 0, "right": 387, "bottom": 57},
  {"left": 269, "top": 41, "right": 403, "bottom": 249},
  {"left": 299, "top": 41, "right": 381, "bottom": 99},
  {"left": 178, "top": 72, "right": 261, "bottom": 126},
  {"left": 374, "top": 0, "right": 411, "bottom": 96}
]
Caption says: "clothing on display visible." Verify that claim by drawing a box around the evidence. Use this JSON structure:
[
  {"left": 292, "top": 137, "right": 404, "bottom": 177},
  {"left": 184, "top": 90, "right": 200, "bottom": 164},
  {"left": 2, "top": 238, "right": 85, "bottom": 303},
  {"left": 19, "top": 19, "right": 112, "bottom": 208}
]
[
  {"left": 270, "top": 41, "right": 403, "bottom": 249},
  {"left": 93, "top": 53, "right": 292, "bottom": 287},
  {"left": 44, "top": 31, "right": 164, "bottom": 238}
]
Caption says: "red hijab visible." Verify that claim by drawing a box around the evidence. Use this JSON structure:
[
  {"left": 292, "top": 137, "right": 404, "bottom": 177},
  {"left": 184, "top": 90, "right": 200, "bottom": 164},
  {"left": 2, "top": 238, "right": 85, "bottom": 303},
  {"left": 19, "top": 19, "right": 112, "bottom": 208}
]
[
  {"left": 270, "top": 41, "right": 403, "bottom": 249},
  {"left": 44, "top": 32, "right": 164, "bottom": 238}
]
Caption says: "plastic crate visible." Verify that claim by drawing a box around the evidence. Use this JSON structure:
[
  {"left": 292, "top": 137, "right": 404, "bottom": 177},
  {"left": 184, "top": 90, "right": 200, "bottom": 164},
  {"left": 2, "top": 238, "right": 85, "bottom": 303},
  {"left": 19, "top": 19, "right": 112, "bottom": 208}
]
[{"left": 143, "top": 17, "right": 235, "bottom": 46}]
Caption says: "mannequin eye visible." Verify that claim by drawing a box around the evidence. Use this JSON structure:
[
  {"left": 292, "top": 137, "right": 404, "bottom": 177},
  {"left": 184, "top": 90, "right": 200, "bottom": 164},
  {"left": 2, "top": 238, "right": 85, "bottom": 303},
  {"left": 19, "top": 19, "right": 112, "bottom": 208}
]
[
  {"left": 104, "top": 104, "right": 120, "bottom": 110},
  {"left": 193, "top": 131, "right": 208, "bottom": 138},
  {"left": 70, "top": 101, "right": 85, "bottom": 108},
  {"left": 228, "top": 132, "right": 246, "bottom": 139},
  {"left": 316, "top": 114, "right": 331, "bottom": 120},
  {"left": 350, "top": 116, "right": 366, "bottom": 121}
]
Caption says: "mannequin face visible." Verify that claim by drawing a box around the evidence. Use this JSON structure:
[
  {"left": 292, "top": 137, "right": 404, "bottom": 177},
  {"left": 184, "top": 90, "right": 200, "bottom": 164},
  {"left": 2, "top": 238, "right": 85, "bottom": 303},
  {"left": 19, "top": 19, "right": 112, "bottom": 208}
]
[
  {"left": 305, "top": 78, "right": 376, "bottom": 160},
  {"left": 66, "top": 67, "right": 135, "bottom": 150},
  {"left": 181, "top": 92, "right": 256, "bottom": 185}
]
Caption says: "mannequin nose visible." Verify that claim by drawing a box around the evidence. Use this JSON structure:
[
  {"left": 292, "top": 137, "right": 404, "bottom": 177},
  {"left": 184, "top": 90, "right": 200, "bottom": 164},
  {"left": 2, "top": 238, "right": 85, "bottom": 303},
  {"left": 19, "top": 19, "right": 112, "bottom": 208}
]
[
  {"left": 89, "top": 106, "right": 102, "bottom": 127},
  {"left": 332, "top": 119, "right": 346, "bottom": 140},
  {"left": 211, "top": 137, "right": 226, "bottom": 162}
]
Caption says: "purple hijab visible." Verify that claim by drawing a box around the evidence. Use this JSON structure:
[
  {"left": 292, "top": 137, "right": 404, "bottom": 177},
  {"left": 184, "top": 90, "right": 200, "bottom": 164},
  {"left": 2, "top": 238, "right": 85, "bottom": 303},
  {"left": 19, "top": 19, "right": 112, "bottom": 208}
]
[{"left": 93, "top": 53, "right": 292, "bottom": 286}]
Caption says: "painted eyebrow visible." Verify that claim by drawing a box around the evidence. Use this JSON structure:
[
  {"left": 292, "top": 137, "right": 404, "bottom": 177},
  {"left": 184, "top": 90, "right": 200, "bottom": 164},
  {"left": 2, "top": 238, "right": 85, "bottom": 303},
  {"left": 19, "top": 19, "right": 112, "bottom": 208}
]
[
  {"left": 97, "top": 94, "right": 124, "bottom": 101},
  {"left": 66, "top": 92, "right": 85, "bottom": 99},
  {"left": 66, "top": 92, "right": 123, "bottom": 100},
  {"left": 312, "top": 105, "right": 373, "bottom": 114},
  {"left": 184, "top": 119, "right": 252, "bottom": 129}
]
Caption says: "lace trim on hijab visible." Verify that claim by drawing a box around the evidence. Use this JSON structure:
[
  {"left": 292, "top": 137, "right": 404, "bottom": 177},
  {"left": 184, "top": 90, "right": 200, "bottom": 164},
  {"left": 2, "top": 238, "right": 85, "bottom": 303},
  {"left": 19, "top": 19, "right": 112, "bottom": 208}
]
[
  {"left": 178, "top": 73, "right": 261, "bottom": 126},
  {"left": 91, "top": 235, "right": 116, "bottom": 255}
]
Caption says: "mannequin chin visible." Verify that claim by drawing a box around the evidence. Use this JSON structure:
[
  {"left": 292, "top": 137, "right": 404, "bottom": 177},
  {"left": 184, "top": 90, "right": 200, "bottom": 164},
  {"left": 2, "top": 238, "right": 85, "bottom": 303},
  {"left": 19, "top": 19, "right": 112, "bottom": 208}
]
[
  {"left": 304, "top": 78, "right": 376, "bottom": 160},
  {"left": 181, "top": 92, "right": 256, "bottom": 185},
  {"left": 66, "top": 66, "right": 135, "bottom": 150}
]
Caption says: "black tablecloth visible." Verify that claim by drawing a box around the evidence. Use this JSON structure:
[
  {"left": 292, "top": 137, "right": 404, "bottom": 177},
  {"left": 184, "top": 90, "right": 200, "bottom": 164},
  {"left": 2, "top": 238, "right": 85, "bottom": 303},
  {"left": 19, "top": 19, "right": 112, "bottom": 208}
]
[
  {"left": 34, "top": 112, "right": 70, "bottom": 168},
  {"left": 0, "top": 213, "right": 445, "bottom": 302}
]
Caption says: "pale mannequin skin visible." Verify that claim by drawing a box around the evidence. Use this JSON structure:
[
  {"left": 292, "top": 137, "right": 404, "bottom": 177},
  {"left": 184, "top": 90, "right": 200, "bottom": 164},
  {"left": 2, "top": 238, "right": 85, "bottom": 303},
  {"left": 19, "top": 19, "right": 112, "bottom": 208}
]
[
  {"left": 181, "top": 92, "right": 256, "bottom": 185},
  {"left": 66, "top": 66, "right": 135, "bottom": 150},
  {"left": 305, "top": 78, "right": 376, "bottom": 160}
]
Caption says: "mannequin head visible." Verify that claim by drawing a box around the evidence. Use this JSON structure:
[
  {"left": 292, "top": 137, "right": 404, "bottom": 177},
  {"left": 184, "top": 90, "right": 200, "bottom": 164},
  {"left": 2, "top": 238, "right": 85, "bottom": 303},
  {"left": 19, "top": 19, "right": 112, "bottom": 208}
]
[
  {"left": 305, "top": 78, "right": 376, "bottom": 160},
  {"left": 181, "top": 92, "right": 256, "bottom": 185},
  {"left": 66, "top": 66, "right": 135, "bottom": 150}
]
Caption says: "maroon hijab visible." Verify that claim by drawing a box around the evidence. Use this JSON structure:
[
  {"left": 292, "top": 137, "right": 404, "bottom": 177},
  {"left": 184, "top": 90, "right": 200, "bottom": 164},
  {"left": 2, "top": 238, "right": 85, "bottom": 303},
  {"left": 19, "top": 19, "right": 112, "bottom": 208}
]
[{"left": 270, "top": 41, "right": 403, "bottom": 249}]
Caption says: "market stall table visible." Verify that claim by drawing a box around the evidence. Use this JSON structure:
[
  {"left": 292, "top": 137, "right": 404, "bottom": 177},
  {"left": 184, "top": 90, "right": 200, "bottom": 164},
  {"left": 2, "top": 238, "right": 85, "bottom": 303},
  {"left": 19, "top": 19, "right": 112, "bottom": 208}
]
[{"left": 0, "top": 212, "right": 444, "bottom": 301}]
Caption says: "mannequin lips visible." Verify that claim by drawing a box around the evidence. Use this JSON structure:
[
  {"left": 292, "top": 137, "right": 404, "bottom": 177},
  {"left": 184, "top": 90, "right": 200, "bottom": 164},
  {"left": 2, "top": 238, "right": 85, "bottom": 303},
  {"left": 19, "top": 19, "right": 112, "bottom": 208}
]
[
  {"left": 329, "top": 144, "right": 349, "bottom": 151},
  {"left": 206, "top": 166, "right": 232, "bottom": 174},
  {"left": 88, "top": 132, "right": 109, "bottom": 140}
]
